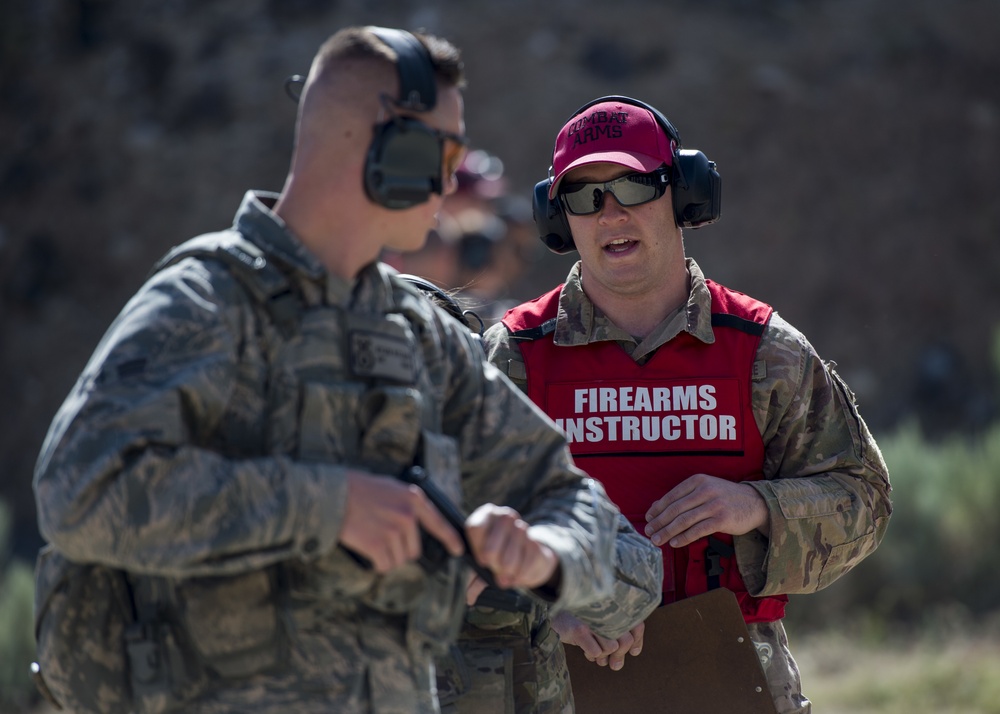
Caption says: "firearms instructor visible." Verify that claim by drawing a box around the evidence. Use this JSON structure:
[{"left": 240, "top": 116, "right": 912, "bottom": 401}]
[
  {"left": 31, "top": 28, "right": 623, "bottom": 714},
  {"left": 481, "top": 96, "right": 894, "bottom": 713}
]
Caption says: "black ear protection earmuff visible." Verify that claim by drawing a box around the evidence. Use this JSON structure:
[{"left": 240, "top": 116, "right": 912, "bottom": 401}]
[
  {"left": 533, "top": 95, "right": 722, "bottom": 254},
  {"left": 363, "top": 27, "right": 450, "bottom": 210},
  {"left": 283, "top": 27, "right": 448, "bottom": 211}
]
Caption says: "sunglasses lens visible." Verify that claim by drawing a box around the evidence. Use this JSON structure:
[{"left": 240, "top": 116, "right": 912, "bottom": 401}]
[
  {"left": 443, "top": 139, "right": 467, "bottom": 179},
  {"left": 560, "top": 172, "right": 666, "bottom": 215},
  {"left": 561, "top": 186, "right": 605, "bottom": 215}
]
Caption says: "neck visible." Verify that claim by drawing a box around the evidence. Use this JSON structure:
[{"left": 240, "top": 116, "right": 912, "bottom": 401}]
[
  {"left": 583, "top": 260, "right": 690, "bottom": 340},
  {"left": 273, "top": 171, "right": 380, "bottom": 281}
]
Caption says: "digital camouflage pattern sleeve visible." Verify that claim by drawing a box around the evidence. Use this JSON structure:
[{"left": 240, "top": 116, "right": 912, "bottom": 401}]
[
  {"left": 480, "top": 326, "right": 663, "bottom": 636},
  {"left": 567, "top": 512, "right": 663, "bottom": 636},
  {"left": 34, "top": 258, "right": 348, "bottom": 578}
]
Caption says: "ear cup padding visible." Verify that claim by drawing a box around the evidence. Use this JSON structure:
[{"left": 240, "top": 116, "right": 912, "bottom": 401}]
[
  {"left": 673, "top": 150, "right": 721, "bottom": 228},
  {"left": 365, "top": 117, "right": 444, "bottom": 209},
  {"left": 533, "top": 179, "right": 576, "bottom": 254}
]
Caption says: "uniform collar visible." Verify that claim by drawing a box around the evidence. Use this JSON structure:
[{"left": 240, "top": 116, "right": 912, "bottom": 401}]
[
  {"left": 234, "top": 191, "right": 326, "bottom": 280},
  {"left": 682, "top": 258, "right": 716, "bottom": 345},
  {"left": 553, "top": 257, "right": 716, "bottom": 350},
  {"left": 233, "top": 191, "right": 392, "bottom": 309},
  {"left": 348, "top": 262, "right": 398, "bottom": 315}
]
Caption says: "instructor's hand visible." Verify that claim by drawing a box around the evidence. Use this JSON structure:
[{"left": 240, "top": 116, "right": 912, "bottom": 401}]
[
  {"left": 552, "top": 612, "right": 645, "bottom": 671},
  {"left": 339, "top": 471, "right": 464, "bottom": 572},
  {"left": 644, "top": 473, "right": 769, "bottom": 548}
]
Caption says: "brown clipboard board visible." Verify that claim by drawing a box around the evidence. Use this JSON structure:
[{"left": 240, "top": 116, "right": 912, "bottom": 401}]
[{"left": 564, "top": 588, "right": 778, "bottom": 714}]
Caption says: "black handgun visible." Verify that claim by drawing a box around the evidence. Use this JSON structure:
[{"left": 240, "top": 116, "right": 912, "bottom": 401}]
[{"left": 401, "top": 466, "right": 535, "bottom": 613}]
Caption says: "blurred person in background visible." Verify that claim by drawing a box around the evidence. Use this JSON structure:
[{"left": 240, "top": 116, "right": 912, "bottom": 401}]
[
  {"left": 437, "top": 204, "right": 519, "bottom": 326},
  {"left": 386, "top": 148, "right": 536, "bottom": 330}
]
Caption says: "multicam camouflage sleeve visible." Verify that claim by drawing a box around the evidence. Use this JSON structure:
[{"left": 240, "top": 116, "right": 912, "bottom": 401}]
[
  {"left": 481, "top": 326, "right": 663, "bottom": 634},
  {"left": 734, "top": 313, "right": 893, "bottom": 597},
  {"left": 34, "top": 259, "right": 348, "bottom": 577}
]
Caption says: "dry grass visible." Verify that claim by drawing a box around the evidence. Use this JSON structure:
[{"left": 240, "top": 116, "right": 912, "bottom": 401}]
[
  {"left": 795, "top": 626, "right": 1000, "bottom": 714},
  {"left": 12, "top": 626, "right": 1000, "bottom": 714}
]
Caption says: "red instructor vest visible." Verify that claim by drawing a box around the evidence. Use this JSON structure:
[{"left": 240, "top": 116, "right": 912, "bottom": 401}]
[{"left": 502, "top": 280, "right": 787, "bottom": 623}]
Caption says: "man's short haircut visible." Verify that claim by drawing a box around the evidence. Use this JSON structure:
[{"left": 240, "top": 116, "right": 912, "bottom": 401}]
[{"left": 314, "top": 26, "right": 465, "bottom": 90}]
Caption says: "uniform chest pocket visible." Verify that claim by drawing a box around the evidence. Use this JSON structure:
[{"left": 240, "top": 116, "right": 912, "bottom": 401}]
[
  {"left": 294, "top": 310, "right": 426, "bottom": 466},
  {"left": 297, "top": 382, "right": 426, "bottom": 469},
  {"left": 358, "top": 386, "right": 426, "bottom": 469},
  {"left": 297, "top": 381, "right": 365, "bottom": 464}
]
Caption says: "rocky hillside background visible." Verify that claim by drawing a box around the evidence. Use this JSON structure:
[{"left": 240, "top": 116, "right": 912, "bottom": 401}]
[{"left": 2, "top": 0, "right": 999, "bottom": 557}]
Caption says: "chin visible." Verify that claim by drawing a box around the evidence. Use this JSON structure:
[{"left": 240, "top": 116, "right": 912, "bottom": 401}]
[{"left": 392, "top": 235, "right": 431, "bottom": 254}]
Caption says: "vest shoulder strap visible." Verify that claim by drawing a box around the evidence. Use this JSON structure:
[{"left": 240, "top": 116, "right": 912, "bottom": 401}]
[
  {"left": 513, "top": 313, "right": 764, "bottom": 341},
  {"left": 501, "top": 285, "right": 562, "bottom": 341},
  {"left": 710, "top": 312, "right": 766, "bottom": 337},
  {"left": 149, "top": 231, "right": 302, "bottom": 338},
  {"left": 704, "top": 279, "right": 773, "bottom": 335},
  {"left": 508, "top": 317, "right": 557, "bottom": 342}
]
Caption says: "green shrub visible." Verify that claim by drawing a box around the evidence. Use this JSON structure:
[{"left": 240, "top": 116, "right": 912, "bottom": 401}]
[
  {"left": 0, "top": 499, "right": 40, "bottom": 711},
  {"left": 0, "top": 559, "right": 37, "bottom": 710},
  {"left": 786, "top": 420, "right": 1000, "bottom": 631}
]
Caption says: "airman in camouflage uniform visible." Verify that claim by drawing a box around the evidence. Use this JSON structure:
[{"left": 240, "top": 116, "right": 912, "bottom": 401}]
[
  {"left": 455, "top": 96, "right": 893, "bottom": 714},
  {"left": 32, "top": 28, "right": 625, "bottom": 714}
]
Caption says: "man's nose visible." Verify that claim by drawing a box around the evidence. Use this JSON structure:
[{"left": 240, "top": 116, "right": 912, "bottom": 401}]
[{"left": 597, "top": 191, "right": 628, "bottom": 220}]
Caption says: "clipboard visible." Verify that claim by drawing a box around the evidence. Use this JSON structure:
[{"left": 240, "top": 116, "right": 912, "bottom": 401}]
[{"left": 564, "top": 588, "right": 777, "bottom": 714}]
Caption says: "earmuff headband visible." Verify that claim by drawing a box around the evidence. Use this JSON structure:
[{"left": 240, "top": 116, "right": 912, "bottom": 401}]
[{"left": 368, "top": 27, "right": 437, "bottom": 111}]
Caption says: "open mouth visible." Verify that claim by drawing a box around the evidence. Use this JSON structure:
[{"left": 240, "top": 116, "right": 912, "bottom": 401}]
[{"left": 604, "top": 238, "right": 637, "bottom": 254}]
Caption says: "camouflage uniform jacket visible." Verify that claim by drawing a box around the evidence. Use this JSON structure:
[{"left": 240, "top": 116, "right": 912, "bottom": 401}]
[{"left": 33, "top": 191, "right": 621, "bottom": 714}]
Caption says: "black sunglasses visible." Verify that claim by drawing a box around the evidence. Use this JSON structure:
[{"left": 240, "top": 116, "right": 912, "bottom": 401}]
[{"left": 558, "top": 168, "right": 670, "bottom": 216}]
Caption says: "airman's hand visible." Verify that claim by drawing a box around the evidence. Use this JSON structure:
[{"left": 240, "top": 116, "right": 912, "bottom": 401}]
[
  {"left": 339, "top": 471, "right": 464, "bottom": 572},
  {"left": 465, "top": 574, "right": 488, "bottom": 606},
  {"left": 464, "top": 504, "right": 559, "bottom": 591}
]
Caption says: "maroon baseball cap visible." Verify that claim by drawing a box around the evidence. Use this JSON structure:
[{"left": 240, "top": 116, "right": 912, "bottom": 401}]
[{"left": 548, "top": 100, "right": 676, "bottom": 199}]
